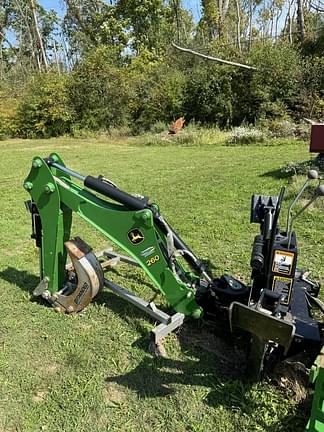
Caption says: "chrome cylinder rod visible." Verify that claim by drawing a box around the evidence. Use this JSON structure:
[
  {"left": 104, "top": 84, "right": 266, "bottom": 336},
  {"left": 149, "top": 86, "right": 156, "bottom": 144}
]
[{"left": 50, "top": 161, "right": 86, "bottom": 182}]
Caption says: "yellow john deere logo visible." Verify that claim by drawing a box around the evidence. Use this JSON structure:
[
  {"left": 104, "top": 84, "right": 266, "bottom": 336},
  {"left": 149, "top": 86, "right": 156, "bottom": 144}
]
[{"left": 128, "top": 228, "right": 144, "bottom": 245}]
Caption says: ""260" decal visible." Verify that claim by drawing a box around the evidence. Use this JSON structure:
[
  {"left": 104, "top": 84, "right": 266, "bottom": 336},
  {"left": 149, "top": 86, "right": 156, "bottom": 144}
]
[{"left": 146, "top": 255, "right": 160, "bottom": 267}]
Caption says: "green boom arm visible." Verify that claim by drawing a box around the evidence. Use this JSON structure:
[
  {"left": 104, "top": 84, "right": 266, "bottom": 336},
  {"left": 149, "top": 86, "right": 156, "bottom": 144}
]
[{"left": 24, "top": 153, "right": 203, "bottom": 318}]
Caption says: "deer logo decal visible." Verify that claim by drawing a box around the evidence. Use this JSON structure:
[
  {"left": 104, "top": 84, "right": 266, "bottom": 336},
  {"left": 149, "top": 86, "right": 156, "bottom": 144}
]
[{"left": 128, "top": 228, "right": 145, "bottom": 245}]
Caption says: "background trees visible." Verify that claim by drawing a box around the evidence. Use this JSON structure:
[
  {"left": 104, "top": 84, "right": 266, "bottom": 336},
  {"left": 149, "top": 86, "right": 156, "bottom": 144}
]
[{"left": 0, "top": 0, "right": 323, "bottom": 138}]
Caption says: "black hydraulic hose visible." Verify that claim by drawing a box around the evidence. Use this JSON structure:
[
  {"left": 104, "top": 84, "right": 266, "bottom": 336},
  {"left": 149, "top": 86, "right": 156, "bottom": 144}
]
[
  {"left": 154, "top": 217, "right": 206, "bottom": 274},
  {"left": 84, "top": 175, "right": 147, "bottom": 211},
  {"left": 172, "top": 229, "right": 206, "bottom": 274}
]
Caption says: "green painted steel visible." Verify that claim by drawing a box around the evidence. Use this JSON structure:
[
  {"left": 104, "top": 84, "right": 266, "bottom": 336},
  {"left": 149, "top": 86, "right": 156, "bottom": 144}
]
[
  {"left": 24, "top": 154, "right": 72, "bottom": 293},
  {"left": 24, "top": 153, "right": 203, "bottom": 318},
  {"left": 306, "top": 347, "right": 324, "bottom": 432}
]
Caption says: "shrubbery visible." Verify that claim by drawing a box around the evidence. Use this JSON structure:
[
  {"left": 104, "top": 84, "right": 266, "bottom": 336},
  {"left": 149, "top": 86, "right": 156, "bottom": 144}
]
[
  {"left": 2, "top": 42, "right": 323, "bottom": 139},
  {"left": 16, "top": 73, "right": 75, "bottom": 138},
  {"left": 69, "top": 47, "right": 131, "bottom": 132},
  {"left": 281, "top": 155, "right": 324, "bottom": 176},
  {"left": 0, "top": 113, "right": 14, "bottom": 140},
  {"left": 183, "top": 63, "right": 233, "bottom": 128},
  {"left": 0, "top": 84, "right": 20, "bottom": 140},
  {"left": 130, "top": 62, "right": 186, "bottom": 132},
  {"left": 249, "top": 42, "right": 303, "bottom": 119}
]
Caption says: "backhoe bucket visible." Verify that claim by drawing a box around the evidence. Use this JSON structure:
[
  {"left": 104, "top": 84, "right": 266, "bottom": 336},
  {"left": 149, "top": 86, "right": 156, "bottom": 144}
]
[{"left": 52, "top": 237, "right": 104, "bottom": 313}]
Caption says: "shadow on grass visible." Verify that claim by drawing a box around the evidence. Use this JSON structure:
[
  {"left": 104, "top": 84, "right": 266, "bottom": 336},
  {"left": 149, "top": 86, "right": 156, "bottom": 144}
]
[
  {"left": 1, "top": 270, "right": 308, "bottom": 431},
  {"left": 106, "top": 338, "right": 248, "bottom": 399},
  {"left": 102, "top": 266, "right": 158, "bottom": 292},
  {"left": 260, "top": 168, "right": 292, "bottom": 180},
  {"left": 269, "top": 398, "right": 311, "bottom": 432},
  {"left": 0, "top": 266, "right": 39, "bottom": 294},
  {"left": 94, "top": 290, "right": 168, "bottom": 329},
  {"left": 106, "top": 335, "right": 308, "bottom": 432},
  {"left": 0, "top": 265, "right": 170, "bottom": 324}
]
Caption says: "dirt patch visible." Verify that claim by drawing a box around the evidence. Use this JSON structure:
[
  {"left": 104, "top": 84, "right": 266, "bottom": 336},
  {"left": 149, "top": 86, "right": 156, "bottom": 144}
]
[
  {"left": 38, "top": 362, "right": 60, "bottom": 375},
  {"left": 273, "top": 360, "right": 309, "bottom": 403},
  {"left": 178, "top": 321, "right": 246, "bottom": 378},
  {"left": 45, "top": 363, "right": 60, "bottom": 374},
  {"left": 103, "top": 382, "right": 127, "bottom": 405},
  {"left": 32, "top": 390, "right": 48, "bottom": 403}
]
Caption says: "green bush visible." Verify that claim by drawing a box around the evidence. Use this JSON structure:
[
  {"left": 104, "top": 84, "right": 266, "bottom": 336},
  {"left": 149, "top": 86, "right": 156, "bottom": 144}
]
[
  {"left": 129, "top": 63, "right": 186, "bottom": 133},
  {"left": 0, "top": 114, "right": 8, "bottom": 140},
  {"left": 258, "top": 118, "right": 296, "bottom": 138},
  {"left": 2, "top": 40, "right": 322, "bottom": 139},
  {"left": 0, "top": 85, "right": 20, "bottom": 139},
  {"left": 16, "top": 73, "right": 74, "bottom": 138},
  {"left": 183, "top": 64, "right": 233, "bottom": 128},
  {"left": 149, "top": 121, "right": 168, "bottom": 134},
  {"left": 297, "top": 56, "right": 324, "bottom": 119},
  {"left": 249, "top": 43, "right": 303, "bottom": 120},
  {"left": 69, "top": 46, "right": 131, "bottom": 131},
  {"left": 0, "top": 113, "right": 16, "bottom": 140},
  {"left": 281, "top": 155, "right": 324, "bottom": 176}
]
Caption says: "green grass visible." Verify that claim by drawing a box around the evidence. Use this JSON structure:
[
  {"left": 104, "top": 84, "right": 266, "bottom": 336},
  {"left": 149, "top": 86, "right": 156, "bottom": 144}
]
[{"left": 0, "top": 134, "right": 323, "bottom": 432}]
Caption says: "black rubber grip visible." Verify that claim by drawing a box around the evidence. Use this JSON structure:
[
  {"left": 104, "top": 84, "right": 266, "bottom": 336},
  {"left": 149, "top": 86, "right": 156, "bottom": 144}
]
[
  {"left": 84, "top": 176, "right": 147, "bottom": 211},
  {"left": 251, "top": 234, "right": 264, "bottom": 270}
]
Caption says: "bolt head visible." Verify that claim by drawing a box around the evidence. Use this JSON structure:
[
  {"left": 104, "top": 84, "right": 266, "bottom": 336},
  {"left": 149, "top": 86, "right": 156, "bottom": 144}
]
[
  {"left": 24, "top": 181, "right": 33, "bottom": 191},
  {"left": 191, "top": 307, "right": 203, "bottom": 319},
  {"left": 32, "top": 159, "right": 42, "bottom": 168},
  {"left": 142, "top": 211, "right": 150, "bottom": 220},
  {"left": 44, "top": 183, "right": 55, "bottom": 194}
]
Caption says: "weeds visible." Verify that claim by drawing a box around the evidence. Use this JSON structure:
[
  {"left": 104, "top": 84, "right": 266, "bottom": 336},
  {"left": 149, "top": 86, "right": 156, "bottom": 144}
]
[{"left": 226, "top": 126, "right": 268, "bottom": 145}]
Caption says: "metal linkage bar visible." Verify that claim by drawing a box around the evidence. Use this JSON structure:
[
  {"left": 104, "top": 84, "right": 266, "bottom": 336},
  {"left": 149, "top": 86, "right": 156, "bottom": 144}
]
[
  {"left": 104, "top": 278, "right": 170, "bottom": 324},
  {"left": 103, "top": 278, "right": 185, "bottom": 344},
  {"left": 103, "top": 250, "right": 140, "bottom": 267}
]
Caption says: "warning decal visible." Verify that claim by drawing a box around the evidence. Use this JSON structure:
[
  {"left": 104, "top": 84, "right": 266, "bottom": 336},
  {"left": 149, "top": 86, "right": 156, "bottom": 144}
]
[
  {"left": 272, "top": 250, "right": 295, "bottom": 275},
  {"left": 272, "top": 276, "right": 293, "bottom": 305}
]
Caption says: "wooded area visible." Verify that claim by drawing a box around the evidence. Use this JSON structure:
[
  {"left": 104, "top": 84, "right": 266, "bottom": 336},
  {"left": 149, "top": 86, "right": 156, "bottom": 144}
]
[{"left": 0, "top": 0, "right": 323, "bottom": 138}]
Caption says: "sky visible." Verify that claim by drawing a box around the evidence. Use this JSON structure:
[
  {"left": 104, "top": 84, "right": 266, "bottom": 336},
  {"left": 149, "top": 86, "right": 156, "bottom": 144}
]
[
  {"left": 5, "top": 1, "right": 201, "bottom": 47},
  {"left": 38, "top": 0, "right": 202, "bottom": 21}
]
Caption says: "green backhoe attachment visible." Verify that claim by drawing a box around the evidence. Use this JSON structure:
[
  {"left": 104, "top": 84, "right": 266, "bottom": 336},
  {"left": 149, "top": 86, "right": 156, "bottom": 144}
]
[{"left": 24, "top": 153, "right": 205, "bottom": 329}]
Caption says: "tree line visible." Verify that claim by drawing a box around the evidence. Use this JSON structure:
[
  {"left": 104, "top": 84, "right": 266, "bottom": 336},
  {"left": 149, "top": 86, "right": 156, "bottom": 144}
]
[{"left": 0, "top": 0, "right": 323, "bottom": 138}]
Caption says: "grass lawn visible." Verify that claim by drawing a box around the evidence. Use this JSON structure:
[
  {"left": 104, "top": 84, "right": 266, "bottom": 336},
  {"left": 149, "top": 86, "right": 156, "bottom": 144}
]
[{"left": 0, "top": 133, "right": 323, "bottom": 432}]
